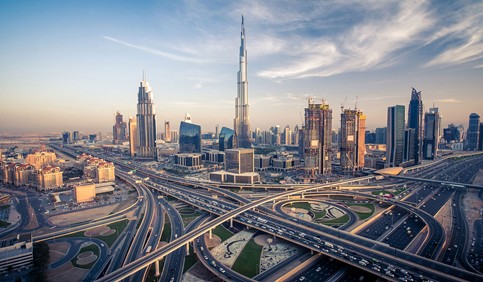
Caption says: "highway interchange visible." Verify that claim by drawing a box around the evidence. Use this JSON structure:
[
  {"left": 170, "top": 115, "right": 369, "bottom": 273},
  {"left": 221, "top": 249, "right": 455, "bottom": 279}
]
[{"left": 7, "top": 144, "right": 481, "bottom": 282}]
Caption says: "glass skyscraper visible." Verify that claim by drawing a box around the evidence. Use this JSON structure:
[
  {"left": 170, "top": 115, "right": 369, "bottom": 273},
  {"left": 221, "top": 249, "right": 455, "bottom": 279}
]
[
  {"left": 179, "top": 121, "right": 201, "bottom": 153},
  {"left": 423, "top": 108, "right": 441, "bottom": 159},
  {"left": 407, "top": 88, "right": 423, "bottom": 164},
  {"left": 467, "top": 113, "right": 480, "bottom": 150},
  {"left": 219, "top": 127, "right": 237, "bottom": 151},
  {"left": 387, "top": 105, "right": 406, "bottom": 167}
]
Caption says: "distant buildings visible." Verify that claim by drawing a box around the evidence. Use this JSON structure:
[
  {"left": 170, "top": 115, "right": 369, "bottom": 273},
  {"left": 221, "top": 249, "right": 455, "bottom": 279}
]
[
  {"left": 423, "top": 107, "right": 441, "bottom": 159},
  {"left": 443, "top": 124, "right": 462, "bottom": 143},
  {"left": 179, "top": 121, "right": 201, "bottom": 153},
  {"left": 96, "top": 162, "right": 115, "bottom": 183},
  {"left": 407, "top": 88, "right": 423, "bottom": 164},
  {"left": 112, "top": 111, "right": 128, "bottom": 144},
  {"left": 164, "top": 121, "right": 171, "bottom": 143},
  {"left": 303, "top": 99, "right": 332, "bottom": 176},
  {"left": 375, "top": 127, "right": 387, "bottom": 144},
  {"left": 174, "top": 154, "right": 203, "bottom": 170},
  {"left": 467, "top": 113, "right": 480, "bottom": 150},
  {"left": 136, "top": 75, "right": 157, "bottom": 159},
  {"left": 62, "top": 131, "right": 72, "bottom": 144},
  {"left": 339, "top": 109, "right": 366, "bottom": 172},
  {"left": 234, "top": 16, "right": 252, "bottom": 148},
  {"left": 386, "top": 105, "right": 406, "bottom": 167}
]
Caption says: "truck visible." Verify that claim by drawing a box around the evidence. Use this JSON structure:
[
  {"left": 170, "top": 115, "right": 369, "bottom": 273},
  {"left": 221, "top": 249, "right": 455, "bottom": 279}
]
[{"left": 324, "top": 242, "right": 334, "bottom": 248}]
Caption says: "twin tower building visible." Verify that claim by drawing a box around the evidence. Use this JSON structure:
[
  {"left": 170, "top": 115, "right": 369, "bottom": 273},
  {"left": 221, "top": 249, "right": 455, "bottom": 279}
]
[{"left": 128, "top": 17, "right": 252, "bottom": 160}]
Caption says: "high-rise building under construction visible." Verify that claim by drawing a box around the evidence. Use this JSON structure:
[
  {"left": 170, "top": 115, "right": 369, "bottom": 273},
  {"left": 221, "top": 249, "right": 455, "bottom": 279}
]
[
  {"left": 340, "top": 108, "right": 366, "bottom": 172},
  {"left": 303, "top": 99, "right": 332, "bottom": 176}
]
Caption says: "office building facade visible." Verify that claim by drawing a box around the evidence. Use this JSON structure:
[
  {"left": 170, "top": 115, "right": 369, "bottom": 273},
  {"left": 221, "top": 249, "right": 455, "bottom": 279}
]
[
  {"left": 225, "top": 148, "right": 254, "bottom": 174},
  {"left": 386, "top": 105, "right": 406, "bottom": 167},
  {"left": 219, "top": 127, "right": 237, "bottom": 151},
  {"left": 407, "top": 88, "right": 423, "bottom": 164},
  {"left": 179, "top": 121, "right": 201, "bottom": 153},
  {"left": 128, "top": 116, "right": 137, "bottom": 158},
  {"left": 113, "top": 111, "right": 128, "bottom": 144},
  {"left": 423, "top": 108, "right": 441, "bottom": 159},
  {"left": 136, "top": 76, "right": 157, "bottom": 159},
  {"left": 467, "top": 113, "right": 480, "bottom": 150}
]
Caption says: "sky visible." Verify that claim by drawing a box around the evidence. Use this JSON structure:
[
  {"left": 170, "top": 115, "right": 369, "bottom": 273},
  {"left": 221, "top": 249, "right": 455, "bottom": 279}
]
[{"left": 0, "top": 0, "right": 482, "bottom": 135}]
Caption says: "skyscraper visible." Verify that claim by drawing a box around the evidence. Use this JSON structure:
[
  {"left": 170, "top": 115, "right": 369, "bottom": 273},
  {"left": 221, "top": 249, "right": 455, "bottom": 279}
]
[
  {"left": 303, "top": 99, "right": 332, "bottom": 176},
  {"left": 113, "top": 111, "right": 127, "bottom": 144},
  {"left": 164, "top": 121, "right": 171, "bottom": 143},
  {"left": 179, "top": 121, "right": 201, "bottom": 153},
  {"left": 423, "top": 108, "right": 441, "bottom": 159},
  {"left": 340, "top": 109, "right": 366, "bottom": 172},
  {"left": 136, "top": 74, "right": 157, "bottom": 159},
  {"left": 387, "top": 105, "right": 406, "bottom": 167},
  {"left": 234, "top": 16, "right": 252, "bottom": 148},
  {"left": 407, "top": 88, "right": 423, "bottom": 164},
  {"left": 128, "top": 117, "right": 137, "bottom": 158},
  {"left": 467, "top": 113, "right": 480, "bottom": 150}
]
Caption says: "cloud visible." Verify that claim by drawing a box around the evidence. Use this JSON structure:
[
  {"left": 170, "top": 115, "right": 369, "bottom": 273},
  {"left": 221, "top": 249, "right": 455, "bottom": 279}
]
[
  {"left": 435, "top": 98, "right": 461, "bottom": 103},
  {"left": 424, "top": 2, "right": 483, "bottom": 67},
  {"left": 257, "top": 1, "right": 434, "bottom": 80},
  {"left": 102, "top": 36, "right": 206, "bottom": 63}
]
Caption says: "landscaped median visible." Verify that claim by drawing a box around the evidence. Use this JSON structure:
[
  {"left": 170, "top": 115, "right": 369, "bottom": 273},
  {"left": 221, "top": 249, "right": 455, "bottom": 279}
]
[
  {"left": 232, "top": 239, "right": 263, "bottom": 278},
  {"left": 71, "top": 242, "right": 99, "bottom": 269},
  {"left": 347, "top": 203, "right": 375, "bottom": 220}
]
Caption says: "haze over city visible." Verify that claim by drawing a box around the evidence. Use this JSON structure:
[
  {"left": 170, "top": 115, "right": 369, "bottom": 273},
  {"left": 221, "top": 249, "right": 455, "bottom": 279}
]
[{"left": 1, "top": 0, "right": 482, "bottom": 134}]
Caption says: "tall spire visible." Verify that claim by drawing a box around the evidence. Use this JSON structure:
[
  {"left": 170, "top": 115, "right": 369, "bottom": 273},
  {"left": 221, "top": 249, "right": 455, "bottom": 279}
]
[{"left": 234, "top": 15, "right": 251, "bottom": 148}]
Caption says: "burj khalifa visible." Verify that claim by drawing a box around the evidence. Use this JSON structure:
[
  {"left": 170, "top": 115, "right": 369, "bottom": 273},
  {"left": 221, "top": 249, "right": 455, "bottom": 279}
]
[{"left": 234, "top": 16, "right": 252, "bottom": 148}]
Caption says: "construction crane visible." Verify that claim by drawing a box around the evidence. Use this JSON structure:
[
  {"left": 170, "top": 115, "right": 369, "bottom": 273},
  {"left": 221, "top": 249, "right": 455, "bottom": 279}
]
[{"left": 341, "top": 96, "right": 348, "bottom": 112}]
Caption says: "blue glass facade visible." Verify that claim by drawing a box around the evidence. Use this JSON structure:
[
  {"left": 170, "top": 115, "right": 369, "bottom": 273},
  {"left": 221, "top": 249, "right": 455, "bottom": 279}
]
[
  {"left": 219, "top": 127, "right": 237, "bottom": 151},
  {"left": 179, "top": 121, "right": 201, "bottom": 153}
]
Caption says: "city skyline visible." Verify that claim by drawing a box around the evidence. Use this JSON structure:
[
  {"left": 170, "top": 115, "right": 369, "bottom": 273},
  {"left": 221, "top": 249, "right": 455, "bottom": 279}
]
[{"left": 1, "top": 1, "right": 482, "bottom": 134}]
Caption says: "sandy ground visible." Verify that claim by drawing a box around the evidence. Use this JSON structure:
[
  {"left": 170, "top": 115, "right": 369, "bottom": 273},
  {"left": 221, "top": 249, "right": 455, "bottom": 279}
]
[
  {"left": 209, "top": 230, "right": 254, "bottom": 268},
  {"left": 48, "top": 241, "right": 70, "bottom": 266},
  {"left": 49, "top": 204, "right": 119, "bottom": 226},
  {"left": 46, "top": 261, "right": 88, "bottom": 282},
  {"left": 182, "top": 262, "right": 224, "bottom": 282},
  {"left": 260, "top": 241, "right": 301, "bottom": 272},
  {"left": 76, "top": 253, "right": 98, "bottom": 265},
  {"left": 349, "top": 205, "right": 372, "bottom": 213},
  {"left": 84, "top": 226, "right": 110, "bottom": 237},
  {"left": 254, "top": 234, "right": 274, "bottom": 246},
  {"left": 204, "top": 233, "right": 221, "bottom": 249}
]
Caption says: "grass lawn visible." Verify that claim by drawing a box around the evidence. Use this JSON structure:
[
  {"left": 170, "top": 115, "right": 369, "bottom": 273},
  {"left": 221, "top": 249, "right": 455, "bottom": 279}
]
[
  {"left": 0, "top": 220, "right": 11, "bottom": 227},
  {"left": 160, "top": 222, "right": 171, "bottom": 242},
  {"left": 312, "top": 210, "right": 326, "bottom": 219},
  {"left": 232, "top": 239, "right": 262, "bottom": 278},
  {"left": 348, "top": 204, "right": 375, "bottom": 220},
  {"left": 58, "top": 220, "right": 128, "bottom": 247},
  {"left": 285, "top": 202, "right": 311, "bottom": 210},
  {"left": 183, "top": 245, "right": 198, "bottom": 273},
  {"left": 101, "top": 219, "right": 128, "bottom": 247},
  {"left": 71, "top": 243, "right": 99, "bottom": 269},
  {"left": 213, "top": 225, "right": 233, "bottom": 242},
  {"left": 322, "top": 214, "right": 350, "bottom": 226}
]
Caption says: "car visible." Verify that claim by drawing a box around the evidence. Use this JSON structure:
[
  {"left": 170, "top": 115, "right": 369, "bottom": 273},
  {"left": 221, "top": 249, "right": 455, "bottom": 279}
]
[
  {"left": 299, "top": 277, "right": 305, "bottom": 281},
  {"left": 316, "top": 267, "right": 322, "bottom": 272}
]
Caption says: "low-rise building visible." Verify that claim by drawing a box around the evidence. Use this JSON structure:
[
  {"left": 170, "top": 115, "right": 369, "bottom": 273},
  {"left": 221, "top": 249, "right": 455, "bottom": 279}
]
[
  {"left": 174, "top": 154, "right": 203, "bottom": 170},
  {"left": 37, "top": 166, "right": 63, "bottom": 190},
  {"left": 209, "top": 171, "right": 260, "bottom": 184},
  {"left": 96, "top": 162, "right": 115, "bottom": 183},
  {"left": 0, "top": 234, "right": 33, "bottom": 274},
  {"left": 74, "top": 184, "right": 96, "bottom": 203}
]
